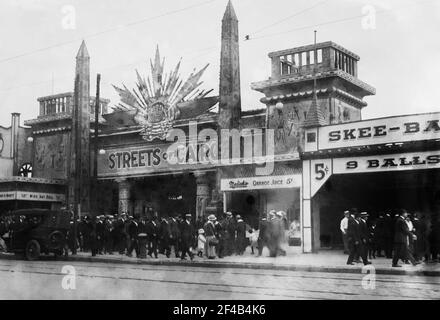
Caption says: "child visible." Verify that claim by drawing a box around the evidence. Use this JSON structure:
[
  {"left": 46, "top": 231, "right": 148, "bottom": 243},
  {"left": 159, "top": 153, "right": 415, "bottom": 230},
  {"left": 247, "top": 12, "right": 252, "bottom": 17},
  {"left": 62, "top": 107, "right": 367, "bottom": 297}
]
[
  {"left": 248, "top": 228, "right": 259, "bottom": 255},
  {"left": 197, "top": 229, "right": 206, "bottom": 257}
]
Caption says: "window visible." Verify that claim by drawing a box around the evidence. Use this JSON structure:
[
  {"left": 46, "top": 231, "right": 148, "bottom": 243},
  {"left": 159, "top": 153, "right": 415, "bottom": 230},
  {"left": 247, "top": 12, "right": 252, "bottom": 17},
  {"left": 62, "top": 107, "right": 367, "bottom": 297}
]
[
  {"left": 19, "top": 163, "right": 33, "bottom": 178},
  {"left": 301, "top": 52, "right": 307, "bottom": 66},
  {"left": 317, "top": 49, "right": 323, "bottom": 63}
]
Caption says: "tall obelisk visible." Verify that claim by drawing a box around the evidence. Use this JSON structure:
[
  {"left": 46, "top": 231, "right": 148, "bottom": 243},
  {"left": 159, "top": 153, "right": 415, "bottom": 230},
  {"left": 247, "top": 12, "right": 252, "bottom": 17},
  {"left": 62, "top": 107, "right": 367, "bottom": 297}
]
[
  {"left": 69, "top": 40, "right": 91, "bottom": 216},
  {"left": 219, "top": 0, "right": 241, "bottom": 129}
]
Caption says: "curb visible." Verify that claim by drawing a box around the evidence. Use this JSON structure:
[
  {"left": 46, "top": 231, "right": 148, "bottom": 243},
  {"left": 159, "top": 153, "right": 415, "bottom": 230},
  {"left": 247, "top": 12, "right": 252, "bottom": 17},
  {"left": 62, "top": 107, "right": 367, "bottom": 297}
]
[
  {"left": 1, "top": 253, "right": 438, "bottom": 276},
  {"left": 41, "top": 254, "right": 440, "bottom": 277}
]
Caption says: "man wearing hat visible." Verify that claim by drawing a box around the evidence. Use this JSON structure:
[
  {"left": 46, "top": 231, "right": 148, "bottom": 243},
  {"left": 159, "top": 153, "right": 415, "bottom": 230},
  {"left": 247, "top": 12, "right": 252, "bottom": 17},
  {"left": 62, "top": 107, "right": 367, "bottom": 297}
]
[
  {"left": 224, "top": 212, "right": 236, "bottom": 256},
  {"left": 347, "top": 210, "right": 371, "bottom": 265},
  {"left": 179, "top": 214, "right": 195, "bottom": 261},
  {"left": 340, "top": 211, "right": 350, "bottom": 254},
  {"left": 235, "top": 215, "right": 247, "bottom": 255},
  {"left": 359, "top": 212, "right": 373, "bottom": 261},
  {"left": 392, "top": 209, "right": 419, "bottom": 267},
  {"left": 257, "top": 215, "right": 268, "bottom": 257}
]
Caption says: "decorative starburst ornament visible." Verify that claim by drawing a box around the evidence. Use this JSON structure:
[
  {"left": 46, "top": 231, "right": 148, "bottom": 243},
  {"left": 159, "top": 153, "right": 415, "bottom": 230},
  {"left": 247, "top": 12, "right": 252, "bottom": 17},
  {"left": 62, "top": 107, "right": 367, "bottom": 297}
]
[{"left": 112, "top": 46, "right": 215, "bottom": 141}]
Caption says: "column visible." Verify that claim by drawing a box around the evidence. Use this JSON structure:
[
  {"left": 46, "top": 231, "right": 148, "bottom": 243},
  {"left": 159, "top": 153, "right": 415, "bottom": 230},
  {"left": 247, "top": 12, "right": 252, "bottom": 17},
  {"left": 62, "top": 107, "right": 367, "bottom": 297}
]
[
  {"left": 194, "top": 172, "right": 210, "bottom": 219},
  {"left": 117, "top": 178, "right": 132, "bottom": 215},
  {"left": 301, "top": 160, "right": 313, "bottom": 253}
]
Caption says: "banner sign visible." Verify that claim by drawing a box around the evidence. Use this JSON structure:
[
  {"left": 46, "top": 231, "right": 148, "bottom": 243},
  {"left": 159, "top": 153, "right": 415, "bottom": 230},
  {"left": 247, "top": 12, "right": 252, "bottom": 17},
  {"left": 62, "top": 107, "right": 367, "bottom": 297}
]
[
  {"left": 0, "top": 191, "right": 65, "bottom": 202},
  {"left": 307, "top": 112, "right": 440, "bottom": 151},
  {"left": 333, "top": 151, "right": 440, "bottom": 174},
  {"left": 98, "top": 143, "right": 217, "bottom": 178},
  {"left": 221, "top": 175, "right": 301, "bottom": 191}
]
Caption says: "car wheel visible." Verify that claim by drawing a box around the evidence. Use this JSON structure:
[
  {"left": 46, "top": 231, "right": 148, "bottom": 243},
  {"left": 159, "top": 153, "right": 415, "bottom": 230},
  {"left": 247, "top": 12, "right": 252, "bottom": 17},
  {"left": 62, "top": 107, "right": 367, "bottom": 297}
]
[{"left": 25, "top": 240, "right": 41, "bottom": 261}]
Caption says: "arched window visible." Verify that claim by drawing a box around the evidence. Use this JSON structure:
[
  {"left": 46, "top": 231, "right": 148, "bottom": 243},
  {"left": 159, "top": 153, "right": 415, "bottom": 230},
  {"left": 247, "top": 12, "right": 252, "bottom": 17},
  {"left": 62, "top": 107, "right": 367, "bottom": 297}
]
[{"left": 19, "top": 163, "right": 33, "bottom": 178}]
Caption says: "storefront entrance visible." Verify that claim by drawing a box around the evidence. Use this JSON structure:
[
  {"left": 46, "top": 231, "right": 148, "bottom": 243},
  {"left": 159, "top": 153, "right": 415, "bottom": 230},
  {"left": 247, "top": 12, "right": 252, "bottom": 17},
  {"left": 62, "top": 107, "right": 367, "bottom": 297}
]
[
  {"left": 132, "top": 173, "right": 197, "bottom": 218},
  {"left": 316, "top": 168, "right": 440, "bottom": 249}
]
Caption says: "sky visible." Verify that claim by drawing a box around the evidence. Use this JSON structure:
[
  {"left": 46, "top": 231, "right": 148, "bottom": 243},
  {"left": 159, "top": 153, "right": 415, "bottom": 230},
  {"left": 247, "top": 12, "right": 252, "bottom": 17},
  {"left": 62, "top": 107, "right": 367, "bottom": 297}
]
[{"left": 0, "top": 0, "right": 439, "bottom": 127}]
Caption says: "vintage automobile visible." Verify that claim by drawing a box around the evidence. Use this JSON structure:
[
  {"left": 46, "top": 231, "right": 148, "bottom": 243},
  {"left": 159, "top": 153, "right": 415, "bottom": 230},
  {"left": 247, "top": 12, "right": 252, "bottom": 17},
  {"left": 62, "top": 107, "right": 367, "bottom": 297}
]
[{"left": 6, "top": 209, "right": 71, "bottom": 261}]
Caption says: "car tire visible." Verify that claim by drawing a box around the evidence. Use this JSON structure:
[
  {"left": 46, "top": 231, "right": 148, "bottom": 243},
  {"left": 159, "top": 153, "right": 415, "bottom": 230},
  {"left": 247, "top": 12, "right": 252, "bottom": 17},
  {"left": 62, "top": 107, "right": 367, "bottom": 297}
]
[{"left": 25, "top": 240, "right": 41, "bottom": 261}]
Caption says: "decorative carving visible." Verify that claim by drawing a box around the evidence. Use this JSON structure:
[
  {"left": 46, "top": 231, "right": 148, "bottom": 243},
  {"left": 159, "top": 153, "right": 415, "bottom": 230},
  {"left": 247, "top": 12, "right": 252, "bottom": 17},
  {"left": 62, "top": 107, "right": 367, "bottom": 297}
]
[{"left": 112, "top": 47, "right": 215, "bottom": 141}]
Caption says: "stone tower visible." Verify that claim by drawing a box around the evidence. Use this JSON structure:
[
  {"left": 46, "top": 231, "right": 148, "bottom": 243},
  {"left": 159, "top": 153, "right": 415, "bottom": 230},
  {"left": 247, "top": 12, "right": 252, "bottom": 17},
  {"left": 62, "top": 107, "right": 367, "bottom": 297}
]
[
  {"left": 251, "top": 41, "right": 375, "bottom": 154},
  {"left": 218, "top": 0, "right": 241, "bottom": 129},
  {"left": 68, "top": 40, "right": 91, "bottom": 215}
]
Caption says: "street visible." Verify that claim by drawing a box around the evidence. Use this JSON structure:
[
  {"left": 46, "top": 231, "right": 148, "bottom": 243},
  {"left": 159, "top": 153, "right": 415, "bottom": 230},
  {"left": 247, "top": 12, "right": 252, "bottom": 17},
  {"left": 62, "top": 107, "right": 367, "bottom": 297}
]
[{"left": 0, "top": 259, "right": 438, "bottom": 300}]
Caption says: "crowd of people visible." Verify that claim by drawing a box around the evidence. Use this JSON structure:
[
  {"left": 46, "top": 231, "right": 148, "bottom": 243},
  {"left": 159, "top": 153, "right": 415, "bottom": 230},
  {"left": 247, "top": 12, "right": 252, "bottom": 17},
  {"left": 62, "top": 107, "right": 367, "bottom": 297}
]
[
  {"left": 340, "top": 208, "right": 440, "bottom": 267},
  {"left": 0, "top": 209, "right": 291, "bottom": 260}
]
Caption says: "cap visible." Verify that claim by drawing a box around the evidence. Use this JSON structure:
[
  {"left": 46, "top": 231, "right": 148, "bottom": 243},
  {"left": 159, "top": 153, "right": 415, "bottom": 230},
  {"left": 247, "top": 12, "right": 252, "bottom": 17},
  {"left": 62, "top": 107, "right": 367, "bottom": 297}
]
[
  {"left": 208, "top": 215, "right": 216, "bottom": 221},
  {"left": 226, "top": 212, "right": 232, "bottom": 216},
  {"left": 198, "top": 229, "right": 205, "bottom": 234},
  {"left": 185, "top": 213, "right": 192, "bottom": 218},
  {"left": 236, "top": 215, "right": 242, "bottom": 219},
  {"left": 344, "top": 211, "right": 350, "bottom": 215},
  {"left": 360, "top": 212, "right": 369, "bottom": 217}
]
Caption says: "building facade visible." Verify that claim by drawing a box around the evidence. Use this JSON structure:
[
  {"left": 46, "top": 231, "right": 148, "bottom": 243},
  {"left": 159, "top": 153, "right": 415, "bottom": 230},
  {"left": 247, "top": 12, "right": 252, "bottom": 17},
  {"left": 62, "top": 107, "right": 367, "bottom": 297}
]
[{"left": 9, "top": 1, "right": 439, "bottom": 256}]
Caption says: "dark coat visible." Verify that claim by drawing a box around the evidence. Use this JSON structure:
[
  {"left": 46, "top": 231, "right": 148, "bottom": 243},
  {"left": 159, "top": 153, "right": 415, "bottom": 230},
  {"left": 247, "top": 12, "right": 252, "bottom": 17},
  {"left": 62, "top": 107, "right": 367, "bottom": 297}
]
[
  {"left": 236, "top": 220, "right": 246, "bottom": 238},
  {"left": 358, "top": 219, "right": 369, "bottom": 241},
  {"left": 127, "top": 220, "right": 139, "bottom": 238},
  {"left": 146, "top": 221, "right": 159, "bottom": 240},
  {"left": 179, "top": 220, "right": 194, "bottom": 244},
  {"left": 159, "top": 220, "right": 171, "bottom": 240},
  {"left": 347, "top": 216, "right": 361, "bottom": 243},
  {"left": 394, "top": 216, "right": 412, "bottom": 244},
  {"left": 204, "top": 221, "right": 216, "bottom": 237},
  {"left": 258, "top": 219, "right": 268, "bottom": 241}
]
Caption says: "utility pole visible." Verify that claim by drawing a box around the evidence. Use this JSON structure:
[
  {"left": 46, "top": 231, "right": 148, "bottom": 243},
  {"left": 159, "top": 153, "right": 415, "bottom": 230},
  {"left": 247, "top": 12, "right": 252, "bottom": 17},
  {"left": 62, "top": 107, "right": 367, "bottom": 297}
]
[{"left": 93, "top": 74, "right": 101, "bottom": 215}]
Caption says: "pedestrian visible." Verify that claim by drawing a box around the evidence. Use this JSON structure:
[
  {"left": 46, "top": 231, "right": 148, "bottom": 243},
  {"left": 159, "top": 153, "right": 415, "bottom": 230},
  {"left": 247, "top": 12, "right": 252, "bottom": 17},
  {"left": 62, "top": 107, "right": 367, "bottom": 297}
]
[
  {"left": 179, "top": 214, "right": 195, "bottom": 261},
  {"left": 137, "top": 217, "right": 148, "bottom": 259},
  {"left": 257, "top": 215, "right": 268, "bottom": 257},
  {"left": 384, "top": 213, "right": 394, "bottom": 258},
  {"left": 248, "top": 228, "right": 258, "bottom": 255},
  {"left": 147, "top": 216, "right": 159, "bottom": 258},
  {"left": 126, "top": 217, "right": 139, "bottom": 258},
  {"left": 89, "top": 217, "right": 98, "bottom": 257},
  {"left": 169, "top": 216, "right": 181, "bottom": 258},
  {"left": 340, "top": 210, "right": 350, "bottom": 254},
  {"left": 392, "top": 209, "right": 419, "bottom": 267},
  {"left": 159, "top": 217, "right": 171, "bottom": 258},
  {"left": 204, "top": 215, "right": 218, "bottom": 259},
  {"left": 358, "top": 212, "right": 373, "bottom": 262},
  {"left": 235, "top": 215, "right": 246, "bottom": 255},
  {"left": 347, "top": 210, "right": 371, "bottom": 265},
  {"left": 197, "top": 229, "right": 206, "bottom": 257},
  {"left": 224, "top": 212, "right": 236, "bottom": 256},
  {"left": 96, "top": 215, "right": 105, "bottom": 255},
  {"left": 215, "top": 216, "right": 226, "bottom": 258},
  {"left": 103, "top": 216, "right": 114, "bottom": 254}
]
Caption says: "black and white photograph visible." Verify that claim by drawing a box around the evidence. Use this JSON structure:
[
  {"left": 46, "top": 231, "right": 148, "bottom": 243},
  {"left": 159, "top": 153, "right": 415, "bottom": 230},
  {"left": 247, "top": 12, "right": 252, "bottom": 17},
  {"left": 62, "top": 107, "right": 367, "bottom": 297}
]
[{"left": 0, "top": 0, "right": 439, "bottom": 303}]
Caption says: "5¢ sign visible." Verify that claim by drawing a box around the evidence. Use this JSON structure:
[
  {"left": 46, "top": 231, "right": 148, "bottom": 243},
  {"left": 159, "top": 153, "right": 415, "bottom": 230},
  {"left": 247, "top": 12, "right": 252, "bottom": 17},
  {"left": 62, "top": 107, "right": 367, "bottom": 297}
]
[{"left": 310, "top": 159, "right": 332, "bottom": 197}]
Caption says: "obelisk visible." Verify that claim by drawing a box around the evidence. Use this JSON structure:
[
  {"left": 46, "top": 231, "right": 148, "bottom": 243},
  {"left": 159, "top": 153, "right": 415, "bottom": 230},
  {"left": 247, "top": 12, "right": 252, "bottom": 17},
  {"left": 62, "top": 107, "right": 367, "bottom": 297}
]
[
  {"left": 69, "top": 40, "right": 91, "bottom": 216},
  {"left": 218, "top": 0, "right": 241, "bottom": 129}
]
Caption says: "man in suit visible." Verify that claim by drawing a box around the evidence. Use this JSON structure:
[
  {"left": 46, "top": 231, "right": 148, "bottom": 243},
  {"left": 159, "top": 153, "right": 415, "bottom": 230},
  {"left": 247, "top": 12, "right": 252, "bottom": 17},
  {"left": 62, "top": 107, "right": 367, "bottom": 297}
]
[
  {"left": 224, "top": 212, "right": 236, "bottom": 256},
  {"left": 235, "top": 215, "right": 247, "bottom": 255},
  {"left": 126, "top": 217, "right": 139, "bottom": 257},
  {"left": 257, "top": 216, "right": 268, "bottom": 257},
  {"left": 168, "top": 215, "right": 181, "bottom": 258},
  {"left": 359, "top": 212, "right": 373, "bottom": 262},
  {"left": 347, "top": 211, "right": 371, "bottom": 265},
  {"left": 159, "top": 217, "right": 171, "bottom": 258},
  {"left": 392, "top": 209, "right": 419, "bottom": 267},
  {"left": 146, "top": 217, "right": 159, "bottom": 258},
  {"left": 179, "top": 214, "right": 195, "bottom": 261}
]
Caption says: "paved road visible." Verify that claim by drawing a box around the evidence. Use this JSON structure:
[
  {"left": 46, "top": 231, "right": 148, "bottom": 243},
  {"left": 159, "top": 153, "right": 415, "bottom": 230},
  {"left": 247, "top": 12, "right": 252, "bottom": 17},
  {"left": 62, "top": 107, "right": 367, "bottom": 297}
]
[{"left": 0, "top": 259, "right": 438, "bottom": 300}]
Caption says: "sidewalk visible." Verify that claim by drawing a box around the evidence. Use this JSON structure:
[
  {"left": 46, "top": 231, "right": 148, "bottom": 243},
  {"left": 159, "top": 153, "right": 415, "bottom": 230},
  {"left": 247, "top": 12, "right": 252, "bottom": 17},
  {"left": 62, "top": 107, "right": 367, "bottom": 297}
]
[{"left": 58, "top": 247, "right": 440, "bottom": 277}]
